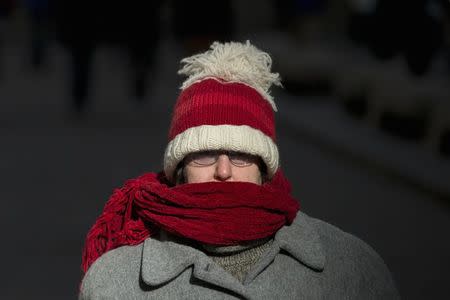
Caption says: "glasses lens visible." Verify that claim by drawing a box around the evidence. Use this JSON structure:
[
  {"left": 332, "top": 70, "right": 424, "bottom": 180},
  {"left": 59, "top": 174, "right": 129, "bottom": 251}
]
[
  {"left": 228, "top": 152, "right": 256, "bottom": 166},
  {"left": 189, "top": 151, "right": 218, "bottom": 166}
]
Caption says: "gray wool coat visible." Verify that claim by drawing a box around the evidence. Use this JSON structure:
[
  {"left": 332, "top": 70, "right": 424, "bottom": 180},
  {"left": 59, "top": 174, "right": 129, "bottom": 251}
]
[{"left": 79, "top": 211, "right": 400, "bottom": 299}]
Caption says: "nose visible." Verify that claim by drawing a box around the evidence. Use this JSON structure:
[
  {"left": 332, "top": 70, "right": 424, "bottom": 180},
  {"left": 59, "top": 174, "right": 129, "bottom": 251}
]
[{"left": 214, "top": 154, "right": 232, "bottom": 181}]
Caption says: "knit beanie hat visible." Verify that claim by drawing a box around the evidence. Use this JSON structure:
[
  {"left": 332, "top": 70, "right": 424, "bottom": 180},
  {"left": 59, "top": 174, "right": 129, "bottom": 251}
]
[{"left": 164, "top": 41, "right": 282, "bottom": 182}]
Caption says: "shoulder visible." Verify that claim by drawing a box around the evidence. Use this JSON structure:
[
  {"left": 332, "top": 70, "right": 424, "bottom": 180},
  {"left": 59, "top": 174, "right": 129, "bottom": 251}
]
[
  {"left": 303, "top": 213, "right": 379, "bottom": 257},
  {"left": 289, "top": 212, "right": 381, "bottom": 257},
  {"left": 292, "top": 212, "right": 400, "bottom": 299},
  {"left": 79, "top": 243, "right": 144, "bottom": 300},
  {"left": 302, "top": 212, "right": 386, "bottom": 268}
]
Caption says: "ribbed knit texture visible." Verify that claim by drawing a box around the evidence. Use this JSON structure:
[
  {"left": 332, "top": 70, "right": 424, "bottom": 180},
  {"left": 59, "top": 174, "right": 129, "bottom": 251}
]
[
  {"left": 168, "top": 79, "right": 275, "bottom": 140},
  {"left": 163, "top": 41, "right": 282, "bottom": 181},
  {"left": 207, "top": 239, "right": 274, "bottom": 283},
  {"left": 164, "top": 124, "right": 279, "bottom": 181}
]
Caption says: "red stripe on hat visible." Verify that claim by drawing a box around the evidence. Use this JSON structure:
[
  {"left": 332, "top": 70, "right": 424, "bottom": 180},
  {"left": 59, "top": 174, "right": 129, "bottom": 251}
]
[{"left": 168, "top": 79, "right": 275, "bottom": 140}]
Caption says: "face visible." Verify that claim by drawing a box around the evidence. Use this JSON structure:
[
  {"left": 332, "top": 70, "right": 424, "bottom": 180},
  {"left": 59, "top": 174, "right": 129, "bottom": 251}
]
[{"left": 183, "top": 151, "right": 262, "bottom": 185}]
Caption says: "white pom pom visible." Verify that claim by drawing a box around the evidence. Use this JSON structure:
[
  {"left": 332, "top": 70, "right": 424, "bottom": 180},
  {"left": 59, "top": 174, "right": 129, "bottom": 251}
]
[{"left": 178, "top": 40, "right": 282, "bottom": 111}]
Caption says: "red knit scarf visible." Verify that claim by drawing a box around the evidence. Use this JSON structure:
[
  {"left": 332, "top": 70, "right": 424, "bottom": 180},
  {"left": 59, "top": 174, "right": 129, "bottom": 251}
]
[{"left": 81, "top": 170, "right": 300, "bottom": 273}]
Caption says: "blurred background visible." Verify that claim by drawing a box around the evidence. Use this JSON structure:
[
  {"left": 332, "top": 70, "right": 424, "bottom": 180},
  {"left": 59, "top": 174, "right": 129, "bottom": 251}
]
[{"left": 0, "top": 0, "right": 449, "bottom": 299}]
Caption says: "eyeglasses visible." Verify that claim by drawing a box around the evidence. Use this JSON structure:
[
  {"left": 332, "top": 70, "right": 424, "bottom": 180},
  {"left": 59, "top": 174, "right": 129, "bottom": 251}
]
[{"left": 184, "top": 150, "right": 260, "bottom": 167}]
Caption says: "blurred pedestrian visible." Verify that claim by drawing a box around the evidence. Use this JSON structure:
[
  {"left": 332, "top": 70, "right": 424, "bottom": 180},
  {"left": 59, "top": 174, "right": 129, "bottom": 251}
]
[
  {"left": 51, "top": 0, "right": 98, "bottom": 112},
  {"left": 368, "top": 0, "right": 444, "bottom": 76},
  {"left": 0, "top": 0, "right": 15, "bottom": 18},
  {"left": 100, "top": 1, "right": 164, "bottom": 101},
  {"left": 0, "top": 0, "right": 17, "bottom": 79},
  {"left": 79, "top": 41, "right": 399, "bottom": 299},
  {"left": 273, "top": 0, "right": 328, "bottom": 40},
  {"left": 171, "top": 0, "right": 235, "bottom": 54},
  {"left": 23, "top": 0, "right": 50, "bottom": 70},
  {"left": 346, "top": 0, "right": 377, "bottom": 46},
  {"left": 51, "top": 1, "right": 164, "bottom": 113}
]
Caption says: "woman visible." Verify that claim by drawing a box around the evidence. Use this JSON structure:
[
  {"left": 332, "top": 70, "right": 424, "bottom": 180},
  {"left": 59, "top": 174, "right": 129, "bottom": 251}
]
[{"left": 79, "top": 41, "right": 399, "bottom": 299}]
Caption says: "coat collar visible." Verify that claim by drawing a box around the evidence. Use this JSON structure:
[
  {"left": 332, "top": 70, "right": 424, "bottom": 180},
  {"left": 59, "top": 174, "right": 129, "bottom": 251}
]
[
  {"left": 275, "top": 211, "right": 326, "bottom": 271},
  {"left": 140, "top": 237, "right": 203, "bottom": 286},
  {"left": 141, "top": 211, "right": 325, "bottom": 286}
]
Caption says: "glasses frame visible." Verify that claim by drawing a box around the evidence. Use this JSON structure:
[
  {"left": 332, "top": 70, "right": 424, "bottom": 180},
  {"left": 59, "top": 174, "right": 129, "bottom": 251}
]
[{"left": 184, "top": 150, "right": 260, "bottom": 167}]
